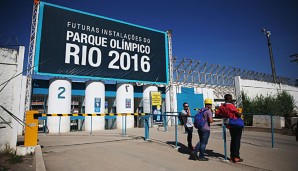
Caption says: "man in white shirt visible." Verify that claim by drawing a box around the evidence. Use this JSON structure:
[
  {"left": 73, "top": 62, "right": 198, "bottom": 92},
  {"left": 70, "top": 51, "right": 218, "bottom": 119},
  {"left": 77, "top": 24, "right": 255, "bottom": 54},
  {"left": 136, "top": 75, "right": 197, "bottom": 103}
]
[{"left": 180, "top": 102, "right": 194, "bottom": 150}]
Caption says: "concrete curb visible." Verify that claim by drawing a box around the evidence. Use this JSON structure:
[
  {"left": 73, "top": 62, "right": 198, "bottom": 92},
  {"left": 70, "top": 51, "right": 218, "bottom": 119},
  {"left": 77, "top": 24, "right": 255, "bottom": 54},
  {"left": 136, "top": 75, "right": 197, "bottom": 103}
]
[
  {"left": 243, "top": 126, "right": 294, "bottom": 135},
  {"left": 34, "top": 145, "right": 46, "bottom": 171}
]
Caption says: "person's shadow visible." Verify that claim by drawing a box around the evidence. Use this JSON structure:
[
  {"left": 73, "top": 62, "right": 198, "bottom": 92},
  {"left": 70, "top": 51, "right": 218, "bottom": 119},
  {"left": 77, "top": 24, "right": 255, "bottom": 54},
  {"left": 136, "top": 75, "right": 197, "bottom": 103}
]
[
  {"left": 205, "top": 149, "right": 226, "bottom": 160},
  {"left": 166, "top": 141, "right": 226, "bottom": 160},
  {"left": 166, "top": 141, "right": 197, "bottom": 160}
]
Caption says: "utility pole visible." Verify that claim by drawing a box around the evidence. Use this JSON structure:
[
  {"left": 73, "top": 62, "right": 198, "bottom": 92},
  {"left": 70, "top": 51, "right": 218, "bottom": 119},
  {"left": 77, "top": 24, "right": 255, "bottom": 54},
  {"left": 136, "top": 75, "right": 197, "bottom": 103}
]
[{"left": 262, "top": 28, "right": 277, "bottom": 83}]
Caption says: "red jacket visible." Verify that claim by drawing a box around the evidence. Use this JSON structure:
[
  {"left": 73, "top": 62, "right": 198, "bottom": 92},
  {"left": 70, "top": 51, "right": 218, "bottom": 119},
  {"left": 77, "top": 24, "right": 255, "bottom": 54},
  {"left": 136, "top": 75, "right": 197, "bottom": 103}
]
[{"left": 215, "top": 103, "right": 238, "bottom": 119}]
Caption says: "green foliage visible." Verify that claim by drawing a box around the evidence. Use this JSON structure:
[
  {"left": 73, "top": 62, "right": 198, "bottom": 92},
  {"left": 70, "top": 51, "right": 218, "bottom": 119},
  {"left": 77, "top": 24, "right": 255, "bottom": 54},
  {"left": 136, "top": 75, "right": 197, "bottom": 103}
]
[
  {"left": 276, "top": 91, "right": 296, "bottom": 117},
  {"left": 0, "top": 144, "right": 14, "bottom": 156},
  {"left": 8, "top": 155, "right": 23, "bottom": 164},
  {"left": 243, "top": 114, "right": 253, "bottom": 126},
  {"left": 240, "top": 91, "right": 296, "bottom": 117},
  {"left": 0, "top": 144, "right": 23, "bottom": 165},
  {"left": 239, "top": 91, "right": 296, "bottom": 126}
]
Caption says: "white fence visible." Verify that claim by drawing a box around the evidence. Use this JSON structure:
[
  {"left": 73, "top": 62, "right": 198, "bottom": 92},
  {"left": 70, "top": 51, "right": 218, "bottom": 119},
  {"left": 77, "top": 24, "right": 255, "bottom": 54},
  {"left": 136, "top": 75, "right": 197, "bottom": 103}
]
[
  {"left": 235, "top": 76, "right": 298, "bottom": 113},
  {"left": 0, "top": 46, "right": 26, "bottom": 151}
]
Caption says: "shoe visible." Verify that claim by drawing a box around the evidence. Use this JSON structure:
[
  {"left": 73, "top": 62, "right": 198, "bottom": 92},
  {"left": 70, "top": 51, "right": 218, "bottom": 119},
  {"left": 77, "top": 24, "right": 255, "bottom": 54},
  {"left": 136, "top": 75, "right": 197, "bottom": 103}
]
[
  {"left": 229, "top": 157, "right": 234, "bottom": 162},
  {"left": 192, "top": 151, "right": 198, "bottom": 160},
  {"left": 198, "top": 157, "right": 209, "bottom": 161},
  {"left": 232, "top": 157, "right": 243, "bottom": 163}
]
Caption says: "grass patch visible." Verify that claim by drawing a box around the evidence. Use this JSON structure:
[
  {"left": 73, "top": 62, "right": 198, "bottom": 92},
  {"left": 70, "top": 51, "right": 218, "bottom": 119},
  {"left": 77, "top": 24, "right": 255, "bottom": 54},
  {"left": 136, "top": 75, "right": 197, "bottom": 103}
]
[
  {"left": 7, "top": 154, "right": 23, "bottom": 164},
  {"left": 0, "top": 144, "right": 23, "bottom": 165}
]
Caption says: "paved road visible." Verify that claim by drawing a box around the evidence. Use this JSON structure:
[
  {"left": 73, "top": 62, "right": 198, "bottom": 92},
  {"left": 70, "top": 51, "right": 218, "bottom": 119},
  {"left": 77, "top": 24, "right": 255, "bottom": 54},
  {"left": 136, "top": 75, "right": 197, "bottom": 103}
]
[{"left": 38, "top": 124, "right": 298, "bottom": 171}]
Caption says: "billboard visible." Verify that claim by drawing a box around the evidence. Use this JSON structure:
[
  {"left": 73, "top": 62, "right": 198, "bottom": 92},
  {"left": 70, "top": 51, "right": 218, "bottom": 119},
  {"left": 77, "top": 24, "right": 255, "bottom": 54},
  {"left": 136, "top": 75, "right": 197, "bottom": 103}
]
[{"left": 34, "top": 2, "right": 169, "bottom": 84}]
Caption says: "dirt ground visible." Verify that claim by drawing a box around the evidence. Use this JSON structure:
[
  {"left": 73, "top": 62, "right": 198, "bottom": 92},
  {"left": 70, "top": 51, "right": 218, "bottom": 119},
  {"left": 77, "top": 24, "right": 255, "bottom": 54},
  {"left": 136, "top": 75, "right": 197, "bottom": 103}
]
[{"left": 0, "top": 153, "right": 34, "bottom": 171}]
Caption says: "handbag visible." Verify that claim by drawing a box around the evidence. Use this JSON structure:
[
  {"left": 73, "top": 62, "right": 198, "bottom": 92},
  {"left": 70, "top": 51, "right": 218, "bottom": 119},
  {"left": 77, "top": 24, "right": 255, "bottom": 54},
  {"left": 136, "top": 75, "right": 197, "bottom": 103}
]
[{"left": 229, "top": 118, "right": 244, "bottom": 127}]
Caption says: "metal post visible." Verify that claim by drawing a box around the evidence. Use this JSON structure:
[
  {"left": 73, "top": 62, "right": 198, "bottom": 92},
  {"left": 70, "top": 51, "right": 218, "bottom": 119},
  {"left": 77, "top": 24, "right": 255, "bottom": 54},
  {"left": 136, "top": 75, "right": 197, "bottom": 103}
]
[
  {"left": 295, "top": 120, "right": 298, "bottom": 142},
  {"left": 167, "top": 30, "right": 175, "bottom": 126},
  {"left": 164, "top": 113, "right": 168, "bottom": 132},
  {"left": 262, "top": 28, "right": 277, "bottom": 83},
  {"left": 175, "top": 115, "right": 179, "bottom": 149},
  {"left": 144, "top": 116, "right": 149, "bottom": 140},
  {"left": 25, "top": 2, "right": 39, "bottom": 114},
  {"left": 44, "top": 118, "right": 47, "bottom": 135},
  {"left": 144, "top": 116, "right": 147, "bottom": 140},
  {"left": 43, "top": 95, "right": 47, "bottom": 134},
  {"left": 270, "top": 114, "right": 275, "bottom": 148},
  {"left": 124, "top": 114, "right": 127, "bottom": 135},
  {"left": 90, "top": 115, "right": 93, "bottom": 135},
  {"left": 58, "top": 116, "right": 61, "bottom": 134},
  {"left": 222, "top": 123, "right": 227, "bottom": 160},
  {"left": 122, "top": 115, "right": 124, "bottom": 136}
]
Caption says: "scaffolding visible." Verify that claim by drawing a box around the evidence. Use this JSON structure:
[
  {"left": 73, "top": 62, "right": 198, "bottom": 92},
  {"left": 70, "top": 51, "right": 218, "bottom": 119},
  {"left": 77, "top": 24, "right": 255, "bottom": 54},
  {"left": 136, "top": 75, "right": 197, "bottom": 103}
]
[{"left": 25, "top": 2, "right": 39, "bottom": 113}]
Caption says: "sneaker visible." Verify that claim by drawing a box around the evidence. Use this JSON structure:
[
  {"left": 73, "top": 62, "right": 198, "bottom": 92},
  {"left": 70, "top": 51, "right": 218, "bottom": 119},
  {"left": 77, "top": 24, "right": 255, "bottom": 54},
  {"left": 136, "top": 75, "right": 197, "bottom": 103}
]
[
  {"left": 198, "top": 157, "right": 209, "bottom": 161},
  {"left": 192, "top": 151, "right": 198, "bottom": 160},
  {"left": 232, "top": 157, "right": 243, "bottom": 163}
]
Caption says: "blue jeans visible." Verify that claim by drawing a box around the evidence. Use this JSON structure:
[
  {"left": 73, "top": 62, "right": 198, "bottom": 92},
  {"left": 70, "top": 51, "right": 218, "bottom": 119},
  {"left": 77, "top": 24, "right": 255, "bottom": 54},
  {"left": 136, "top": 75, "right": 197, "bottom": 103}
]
[{"left": 194, "top": 129, "right": 210, "bottom": 158}]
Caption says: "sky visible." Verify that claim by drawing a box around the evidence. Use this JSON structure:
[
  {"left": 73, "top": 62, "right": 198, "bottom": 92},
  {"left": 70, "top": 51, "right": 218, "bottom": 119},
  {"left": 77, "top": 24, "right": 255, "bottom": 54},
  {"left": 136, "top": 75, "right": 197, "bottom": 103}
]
[{"left": 1, "top": 0, "right": 298, "bottom": 80}]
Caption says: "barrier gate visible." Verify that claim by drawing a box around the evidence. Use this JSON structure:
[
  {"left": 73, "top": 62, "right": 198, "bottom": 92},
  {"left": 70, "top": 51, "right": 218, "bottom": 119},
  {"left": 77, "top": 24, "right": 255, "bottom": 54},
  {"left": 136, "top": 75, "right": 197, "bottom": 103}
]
[
  {"left": 24, "top": 111, "right": 182, "bottom": 148},
  {"left": 24, "top": 110, "right": 147, "bottom": 146}
]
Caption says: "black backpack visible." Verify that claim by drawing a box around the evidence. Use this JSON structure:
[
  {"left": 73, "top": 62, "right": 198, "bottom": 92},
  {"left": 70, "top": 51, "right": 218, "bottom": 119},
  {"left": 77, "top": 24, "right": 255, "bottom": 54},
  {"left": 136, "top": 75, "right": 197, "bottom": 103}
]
[{"left": 178, "top": 113, "right": 184, "bottom": 125}]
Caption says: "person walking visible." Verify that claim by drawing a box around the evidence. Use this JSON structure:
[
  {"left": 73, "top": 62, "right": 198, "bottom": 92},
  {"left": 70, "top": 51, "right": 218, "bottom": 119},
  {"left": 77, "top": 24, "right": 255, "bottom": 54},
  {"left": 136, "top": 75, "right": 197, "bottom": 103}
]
[
  {"left": 180, "top": 102, "right": 194, "bottom": 150},
  {"left": 215, "top": 94, "right": 244, "bottom": 163},
  {"left": 192, "top": 98, "right": 213, "bottom": 161}
]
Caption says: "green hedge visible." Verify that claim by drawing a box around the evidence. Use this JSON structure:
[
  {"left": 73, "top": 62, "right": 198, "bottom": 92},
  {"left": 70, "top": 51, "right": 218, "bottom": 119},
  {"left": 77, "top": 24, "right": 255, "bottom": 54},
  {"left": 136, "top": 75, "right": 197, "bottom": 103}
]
[{"left": 239, "top": 91, "right": 296, "bottom": 126}]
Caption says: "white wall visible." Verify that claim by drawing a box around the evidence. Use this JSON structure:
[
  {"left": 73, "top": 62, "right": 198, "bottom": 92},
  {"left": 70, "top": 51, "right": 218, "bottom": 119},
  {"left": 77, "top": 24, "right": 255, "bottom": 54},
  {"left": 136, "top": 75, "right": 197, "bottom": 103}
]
[
  {"left": 0, "top": 46, "right": 25, "bottom": 151},
  {"left": 235, "top": 76, "right": 298, "bottom": 112},
  {"left": 195, "top": 87, "right": 214, "bottom": 104},
  {"left": 166, "top": 85, "right": 177, "bottom": 126},
  {"left": 282, "top": 84, "right": 298, "bottom": 111}
]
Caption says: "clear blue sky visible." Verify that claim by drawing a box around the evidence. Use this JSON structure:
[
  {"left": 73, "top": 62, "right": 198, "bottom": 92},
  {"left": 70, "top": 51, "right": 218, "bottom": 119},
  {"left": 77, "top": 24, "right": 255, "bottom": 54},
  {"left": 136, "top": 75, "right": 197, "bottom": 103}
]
[{"left": 1, "top": 0, "right": 297, "bottom": 79}]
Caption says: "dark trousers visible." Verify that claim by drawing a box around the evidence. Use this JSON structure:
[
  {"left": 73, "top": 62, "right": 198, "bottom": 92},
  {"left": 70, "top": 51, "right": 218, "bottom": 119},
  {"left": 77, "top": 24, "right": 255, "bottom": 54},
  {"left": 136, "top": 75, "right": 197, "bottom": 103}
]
[
  {"left": 185, "top": 126, "right": 193, "bottom": 148},
  {"left": 229, "top": 126, "right": 243, "bottom": 158}
]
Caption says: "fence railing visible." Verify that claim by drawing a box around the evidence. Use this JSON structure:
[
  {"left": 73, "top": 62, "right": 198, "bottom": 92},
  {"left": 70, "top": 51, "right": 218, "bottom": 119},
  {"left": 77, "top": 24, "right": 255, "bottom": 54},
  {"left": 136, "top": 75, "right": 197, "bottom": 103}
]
[
  {"left": 25, "top": 111, "right": 183, "bottom": 149},
  {"left": 25, "top": 111, "right": 279, "bottom": 159}
]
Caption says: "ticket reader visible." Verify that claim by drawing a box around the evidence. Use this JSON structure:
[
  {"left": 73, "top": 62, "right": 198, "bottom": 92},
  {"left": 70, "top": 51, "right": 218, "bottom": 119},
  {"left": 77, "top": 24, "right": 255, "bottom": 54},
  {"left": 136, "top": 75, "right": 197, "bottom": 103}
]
[{"left": 24, "top": 110, "right": 39, "bottom": 146}]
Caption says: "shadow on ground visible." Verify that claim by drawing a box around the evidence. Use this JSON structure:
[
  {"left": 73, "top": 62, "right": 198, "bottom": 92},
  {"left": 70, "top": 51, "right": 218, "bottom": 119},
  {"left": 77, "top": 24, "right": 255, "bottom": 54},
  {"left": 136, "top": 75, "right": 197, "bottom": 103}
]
[
  {"left": 205, "top": 149, "right": 226, "bottom": 159},
  {"left": 166, "top": 141, "right": 226, "bottom": 160},
  {"left": 166, "top": 141, "right": 197, "bottom": 160}
]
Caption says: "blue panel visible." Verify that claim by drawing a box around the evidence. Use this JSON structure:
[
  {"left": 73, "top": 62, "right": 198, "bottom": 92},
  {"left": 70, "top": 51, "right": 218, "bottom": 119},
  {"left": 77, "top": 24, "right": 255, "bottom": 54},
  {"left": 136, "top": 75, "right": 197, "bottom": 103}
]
[
  {"left": 38, "top": 117, "right": 47, "bottom": 120},
  {"left": 176, "top": 87, "right": 204, "bottom": 117},
  {"left": 105, "top": 91, "right": 116, "bottom": 97},
  {"left": 134, "top": 92, "right": 143, "bottom": 98},
  {"left": 33, "top": 88, "right": 48, "bottom": 94},
  {"left": 31, "top": 79, "right": 166, "bottom": 98},
  {"left": 72, "top": 90, "right": 85, "bottom": 96},
  {"left": 70, "top": 116, "right": 85, "bottom": 120},
  {"left": 105, "top": 116, "right": 116, "bottom": 119}
]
